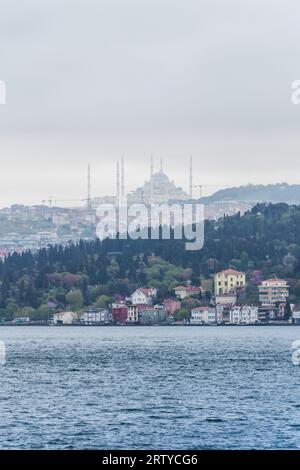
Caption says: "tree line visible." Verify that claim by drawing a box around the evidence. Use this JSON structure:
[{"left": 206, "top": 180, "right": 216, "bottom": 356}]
[{"left": 1, "top": 202, "right": 300, "bottom": 319}]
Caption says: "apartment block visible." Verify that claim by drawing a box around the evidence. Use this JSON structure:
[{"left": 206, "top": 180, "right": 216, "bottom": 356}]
[{"left": 258, "top": 278, "right": 289, "bottom": 307}]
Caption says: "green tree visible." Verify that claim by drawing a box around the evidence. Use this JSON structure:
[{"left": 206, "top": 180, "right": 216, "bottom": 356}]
[
  {"left": 94, "top": 295, "right": 112, "bottom": 308},
  {"left": 181, "top": 297, "right": 199, "bottom": 311},
  {"left": 173, "top": 308, "right": 189, "bottom": 321},
  {"left": 22, "top": 306, "right": 36, "bottom": 319},
  {"left": 36, "top": 304, "right": 52, "bottom": 321},
  {"left": 244, "top": 284, "right": 259, "bottom": 305},
  {"left": 66, "top": 289, "right": 84, "bottom": 311},
  {"left": 5, "top": 301, "right": 20, "bottom": 320},
  {"left": 88, "top": 286, "right": 103, "bottom": 303}
]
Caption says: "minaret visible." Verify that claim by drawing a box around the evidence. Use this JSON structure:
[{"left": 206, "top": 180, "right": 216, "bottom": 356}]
[
  {"left": 121, "top": 156, "right": 125, "bottom": 197},
  {"left": 150, "top": 154, "right": 154, "bottom": 203},
  {"left": 160, "top": 158, "right": 163, "bottom": 173},
  {"left": 116, "top": 161, "right": 120, "bottom": 205},
  {"left": 87, "top": 163, "right": 91, "bottom": 209},
  {"left": 189, "top": 155, "right": 193, "bottom": 199},
  {"left": 150, "top": 154, "right": 154, "bottom": 178}
]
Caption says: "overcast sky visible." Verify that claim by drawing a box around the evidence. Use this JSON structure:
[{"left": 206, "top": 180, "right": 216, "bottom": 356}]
[{"left": 0, "top": 0, "right": 300, "bottom": 207}]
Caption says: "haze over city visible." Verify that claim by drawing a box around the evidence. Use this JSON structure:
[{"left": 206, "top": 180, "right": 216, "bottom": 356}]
[
  {"left": 0, "top": 0, "right": 300, "bottom": 207},
  {"left": 2, "top": 2, "right": 300, "bottom": 458}
]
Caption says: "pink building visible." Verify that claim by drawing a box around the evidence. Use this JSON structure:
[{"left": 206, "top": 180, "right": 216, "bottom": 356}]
[{"left": 163, "top": 299, "right": 181, "bottom": 316}]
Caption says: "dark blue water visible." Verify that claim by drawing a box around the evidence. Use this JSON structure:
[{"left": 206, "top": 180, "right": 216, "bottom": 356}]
[{"left": 0, "top": 326, "right": 300, "bottom": 449}]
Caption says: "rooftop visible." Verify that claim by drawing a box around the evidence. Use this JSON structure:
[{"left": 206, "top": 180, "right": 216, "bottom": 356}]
[{"left": 215, "top": 269, "right": 245, "bottom": 276}]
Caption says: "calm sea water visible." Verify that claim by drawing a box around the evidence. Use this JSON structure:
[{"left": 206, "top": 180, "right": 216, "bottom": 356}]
[{"left": 0, "top": 326, "right": 300, "bottom": 449}]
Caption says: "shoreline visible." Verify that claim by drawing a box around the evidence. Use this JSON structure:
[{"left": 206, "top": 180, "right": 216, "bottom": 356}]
[{"left": 0, "top": 323, "right": 299, "bottom": 327}]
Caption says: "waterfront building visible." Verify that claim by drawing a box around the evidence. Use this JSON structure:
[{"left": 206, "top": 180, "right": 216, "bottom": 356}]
[
  {"left": 229, "top": 306, "right": 258, "bottom": 324},
  {"left": 83, "top": 308, "right": 111, "bottom": 325},
  {"left": 139, "top": 307, "right": 165, "bottom": 325},
  {"left": 258, "top": 278, "right": 289, "bottom": 307},
  {"left": 111, "top": 303, "right": 129, "bottom": 323},
  {"left": 163, "top": 298, "right": 181, "bottom": 316},
  {"left": 154, "top": 304, "right": 164, "bottom": 314},
  {"left": 292, "top": 311, "right": 300, "bottom": 324},
  {"left": 127, "top": 304, "right": 142, "bottom": 323},
  {"left": 214, "top": 269, "right": 246, "bottom": 296},
  {"left": 258, "top": 306, "right": 275, "bottom": 322},
  {"left": 53, "top": 311, "right": 80, "bottom": 325},
  {"left": 190, "top": 306, "right": 217, "bottom": 325}
]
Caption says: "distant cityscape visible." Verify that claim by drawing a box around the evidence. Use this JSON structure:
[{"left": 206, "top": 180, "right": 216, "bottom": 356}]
[{"left": 0, "top": 158, "right": 253, "bottom": 257}]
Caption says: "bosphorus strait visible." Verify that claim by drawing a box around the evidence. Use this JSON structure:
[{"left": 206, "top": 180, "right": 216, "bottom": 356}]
[{"left": 0, "top": 326, "right": 299, "bottom": 450}]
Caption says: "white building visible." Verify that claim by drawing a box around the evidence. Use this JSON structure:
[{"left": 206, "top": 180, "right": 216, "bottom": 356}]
[
  {"left": 229, "top": 306, "right": 258, "bottom": 324},
  {"left": 83, "top": 308, "right": 111, "bottom": 325},
  {"left": 53, "top": 311, "right": 80, "bottom": 325},
  {"left": 258, "top": 278, "right": 289, "bottom": 307},
  {"left": 13, "top": 317, "right": 30, "bottom": 324},
  {"left": 190, "top": 307, "right": 217, "bottom": 325},
  {"left": 130, "top": 288, "right": 157, "bottom": 305},
  {"left": 127, "top": 305, "right": 140, "bottom": 323},
  {"left": 292, "top": 311, "right": 300, "bottom": 325}
]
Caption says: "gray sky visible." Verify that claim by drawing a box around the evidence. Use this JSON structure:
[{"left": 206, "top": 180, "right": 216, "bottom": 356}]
[{"left": 0, "top": 0, "right": 300, "bottom": 207}]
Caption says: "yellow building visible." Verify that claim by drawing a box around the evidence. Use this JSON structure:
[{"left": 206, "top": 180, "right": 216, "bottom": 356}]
[{"left": 214, "top": 269, "right": 246, "bottom": 296}]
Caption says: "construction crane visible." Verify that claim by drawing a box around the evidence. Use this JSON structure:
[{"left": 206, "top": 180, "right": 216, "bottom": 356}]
[
  {"left": 42, "top": 164, "right": 92, "bottom": 209},
  {"left": 42, "top": 197, "right": 90, "bottom": 208},
  {"left": 193, "top": 184, "right": 223, "bottom": 199},
  {"left": 42, "top": 196, "right": 54, "bottom": 207}
]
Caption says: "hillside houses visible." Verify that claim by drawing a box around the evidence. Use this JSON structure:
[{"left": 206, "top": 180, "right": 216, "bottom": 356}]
[
  {"left": 174, "top": 285, "right": 201, "bottom": 299},
  {"left": 50, "top": 269, "right": 291, "bottom": 326},
  {"left": 130, "top": 288, "right": 157, "bottom": 305}
]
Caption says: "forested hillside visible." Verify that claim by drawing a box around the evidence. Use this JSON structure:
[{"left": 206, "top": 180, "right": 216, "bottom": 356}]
[
  {"left": 201, "top": 183, "right": 300, "bottom": 204},
  {"left": 1, "top": 202, "right": 300, "bottom": 319}
]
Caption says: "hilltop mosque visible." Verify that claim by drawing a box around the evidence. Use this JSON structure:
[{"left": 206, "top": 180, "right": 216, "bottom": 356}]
[
  {"left": 91, "top": 156, "right": 194, "bottom": 208},
  {"left": 127, "top": 158, "right": 191, "bottom": 205}
]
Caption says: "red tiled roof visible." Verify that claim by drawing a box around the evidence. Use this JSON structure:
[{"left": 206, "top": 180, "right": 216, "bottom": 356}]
[
  {"left": 215, "top": 269, "right": 245, "bottom": 276},
  {"left": 139, "top": 288, "right": 156, "bottom": 296},
  {"left": 264, "top": 278, "right": 286, "bottom": 283},
  {"left": 174, "top": 285, "right": 200, "bottom": 291}
]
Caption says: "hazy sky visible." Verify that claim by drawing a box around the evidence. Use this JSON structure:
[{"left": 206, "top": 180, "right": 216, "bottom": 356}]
[{"left": 0, "top": 0, "right": 300, "bottom": 207}]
